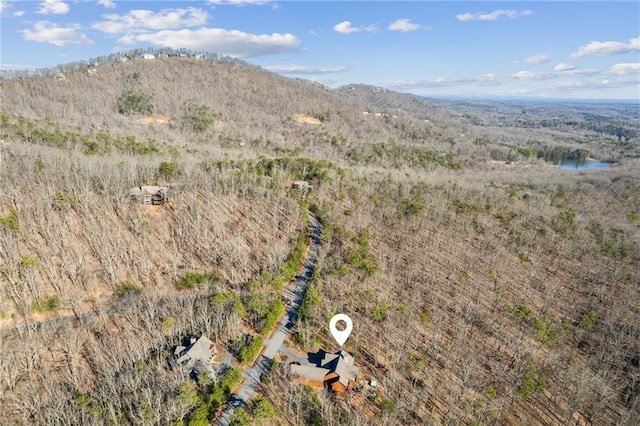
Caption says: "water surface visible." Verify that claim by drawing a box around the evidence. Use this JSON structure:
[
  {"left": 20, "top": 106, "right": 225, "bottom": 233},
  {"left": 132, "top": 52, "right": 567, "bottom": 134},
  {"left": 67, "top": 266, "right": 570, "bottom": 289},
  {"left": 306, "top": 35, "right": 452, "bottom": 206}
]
[{"left": 557, "top": 159, "right": 609, "bottom": 170}]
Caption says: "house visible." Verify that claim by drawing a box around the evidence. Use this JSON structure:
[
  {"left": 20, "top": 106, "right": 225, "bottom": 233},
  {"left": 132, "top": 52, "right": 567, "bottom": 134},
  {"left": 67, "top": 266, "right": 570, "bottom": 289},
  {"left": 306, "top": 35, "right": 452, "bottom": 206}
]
[
  {"left": 321, "top": 351, "right": 360, "bottom": 394},
  {"left": 174, "top": 335, "right": 217, "bottom": 376},
  {"left": 142, "top": 54, "right": 156, "bottom": 60},
  {"left": 129, "top": 185, "right": 171, "bottom": 205},
  {"left": 292, "top": 180, "right": 313, "bottom": 192},
  {"left": 290, "top": 350, "right": 360, "bottom": 395}
]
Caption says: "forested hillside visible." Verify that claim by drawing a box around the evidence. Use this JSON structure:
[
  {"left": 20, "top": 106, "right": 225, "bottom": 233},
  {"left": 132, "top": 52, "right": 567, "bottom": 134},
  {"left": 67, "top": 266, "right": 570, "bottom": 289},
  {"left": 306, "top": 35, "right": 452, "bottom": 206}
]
[{"left": 1, "top": 50, "right": 638, "bottom": 425}]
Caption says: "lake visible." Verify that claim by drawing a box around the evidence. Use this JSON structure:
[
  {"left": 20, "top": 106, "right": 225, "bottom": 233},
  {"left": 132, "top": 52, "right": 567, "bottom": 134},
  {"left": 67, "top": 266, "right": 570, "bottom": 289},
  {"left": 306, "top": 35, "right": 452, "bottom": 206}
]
[{"left": 557, "top": 159, "right": 610, "bottom": 170}]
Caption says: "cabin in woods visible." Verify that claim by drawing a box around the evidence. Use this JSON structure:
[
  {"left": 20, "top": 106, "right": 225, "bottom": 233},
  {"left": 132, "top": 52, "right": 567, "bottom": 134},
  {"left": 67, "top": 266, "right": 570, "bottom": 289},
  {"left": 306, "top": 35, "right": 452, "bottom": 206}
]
[
  {"left": 290, "top": 350, "right": 360, "bottom": 395},
  {"left": 291, "top": 180, "right": 313, "bottom": 194},
  {"left": 174, "top": 335, "right": 216, "bottom": 376},
  {"left": 129, "top": 185, "right": 171, "bottom": 205}
]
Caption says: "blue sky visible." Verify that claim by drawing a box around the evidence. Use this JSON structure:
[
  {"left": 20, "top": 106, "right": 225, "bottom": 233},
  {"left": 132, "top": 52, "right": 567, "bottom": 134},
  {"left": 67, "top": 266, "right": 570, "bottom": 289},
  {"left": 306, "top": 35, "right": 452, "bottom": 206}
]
[{"left": 1, "top": 1, "right": 639, "bottom": 99}]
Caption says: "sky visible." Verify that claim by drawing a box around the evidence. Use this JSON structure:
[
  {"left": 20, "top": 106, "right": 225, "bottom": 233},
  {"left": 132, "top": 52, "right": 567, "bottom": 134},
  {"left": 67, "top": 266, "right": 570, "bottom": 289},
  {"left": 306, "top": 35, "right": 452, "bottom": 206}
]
[{"left": 1, "top": 1, "right": 639, "bottom": 100}]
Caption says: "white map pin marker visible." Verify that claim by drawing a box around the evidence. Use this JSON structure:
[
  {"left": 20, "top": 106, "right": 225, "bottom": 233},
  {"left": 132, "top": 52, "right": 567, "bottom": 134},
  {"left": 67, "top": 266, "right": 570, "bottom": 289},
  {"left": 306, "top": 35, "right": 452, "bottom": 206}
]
[{"left": 329, "top": 314, "right": 353, "bottom": 347}]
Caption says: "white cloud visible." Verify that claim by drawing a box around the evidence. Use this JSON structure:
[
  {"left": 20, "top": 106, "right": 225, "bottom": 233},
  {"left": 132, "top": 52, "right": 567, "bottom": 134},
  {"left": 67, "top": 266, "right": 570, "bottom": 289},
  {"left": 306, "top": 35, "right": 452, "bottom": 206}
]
[
  {"left": 37, "top": 0, "right": 69, "bottom": 15},
  {"left": 118, "top": 28, "right": 300, "bottom": 58},
  {"left": 387, "top": 64, "right": 604, "bottom": 92},
  {"left": 456, "top": 9, "right": 532, "bottom": 22},
  {"left": 333, "top": 20, "right": 376, "bottom": 35},
  {"left": 388, "top": 70, "right": 640, "bottom": 96},
  {"left": 388, "top": 18, "right": 420, "bottom": 32},
  {"left": 513, "top": 66, "right": 597, "bottom": 80},
  {"left": 22, "top": 21, "right": 93, "bottom": 46},
  {"left": 512, "top": 70, "right": 551, "bottom": 80},
  {"left": 97, "top": 0, "right": 115, "bottom": 9},
  {"left": 544, "top": 76, "right": 639, "bottom": 93},
  {"left": 0, "top": 1, "right": 25, "bottom": 17},
  {"left": 93, "top": 8, "right": 208, "bottom": 34},
  {"left": 516, "top": 76, "right": 639, "bottom": 96},
  {"left": 0, "top": 63, "right": 35, "bottom": 70},
  {"left": 608, "top": 63, "right": 640, "bottom": 75},
  {"left": 334, "top": 21, "right": 360, "bottom": 34},
  {"left": 563, "top": 68, "right": 598, "bottom": 77},
  {"left": 207, "top": 0, "right": 272, "bottom": 5},
  {"left": 263, "top": 64, "right": 346, "bottom": 74},
  {"left": 547, "top": 81, "right": 588, "bottom": 91},
  {"left": 467, "top": 73, "right": 501, "bottom": 86},
  {"left": 389, "top": 73, "right": 503, "bottom": 89},
  {"left": 571, "top": 37, "right": 640, "bottom": 58},
  {"left": 553, "top": 63, "right": 575, "bottom": 72},
  {"left": 521, "top": 53, "right": 550, "bottom": 64},
  {"left": 599, "top": 77, "right": 640, "bottom": 88}
]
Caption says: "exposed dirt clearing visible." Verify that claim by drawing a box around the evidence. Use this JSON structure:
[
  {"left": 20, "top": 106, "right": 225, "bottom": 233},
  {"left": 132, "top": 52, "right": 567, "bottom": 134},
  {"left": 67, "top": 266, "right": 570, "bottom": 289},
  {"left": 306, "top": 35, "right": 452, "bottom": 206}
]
[
  {"left": 294, "top": 113, "right": 322, "bottom": 125},
  {"left": 136, "top": 115, "right": 173, "bottom": 125}
]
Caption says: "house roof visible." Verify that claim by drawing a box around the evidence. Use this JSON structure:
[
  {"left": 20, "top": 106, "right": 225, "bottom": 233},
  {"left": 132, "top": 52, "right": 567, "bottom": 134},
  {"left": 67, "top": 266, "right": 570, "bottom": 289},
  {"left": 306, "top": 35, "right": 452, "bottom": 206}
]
[
  {"left": 176, "top": 335, "right": 215, "bottom": 367},
  {"left": 290, "top": 349, "right": 360, "bottom": 389},
  {"left": 335, "top": 358, "right": 360, "bottom": 387},
  {"left": 290, "top": 364, "right": 330, "bottom": 383},
  {"left": 321, "top": 350, "right": 353, "bottom": 366},
  {"left": 321, "top": 350, "right": 359, "bottom": 387},
  {"left": 129, "top": 185, "right": 168, "bottom": 197}
]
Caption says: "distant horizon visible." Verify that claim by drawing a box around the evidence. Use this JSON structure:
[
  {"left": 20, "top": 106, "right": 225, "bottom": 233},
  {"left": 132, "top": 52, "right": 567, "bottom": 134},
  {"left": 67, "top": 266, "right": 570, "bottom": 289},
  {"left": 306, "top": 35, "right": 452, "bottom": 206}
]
[
  {"left": 3, "top": 46, "right": 638, "bottom": 105},
  {"left": 1, "top": 1, "right": 638, "bottom": 99},
  {"left": 420, "top": 93, "right": 640, "bottom": 104}
]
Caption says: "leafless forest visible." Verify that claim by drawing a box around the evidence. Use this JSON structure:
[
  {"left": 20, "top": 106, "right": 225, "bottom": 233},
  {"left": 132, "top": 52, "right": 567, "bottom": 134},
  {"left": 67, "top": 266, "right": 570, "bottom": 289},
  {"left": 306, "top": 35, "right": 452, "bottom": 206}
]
[{"left": 1, "top": 51, "right": 638, "bottom": 425}]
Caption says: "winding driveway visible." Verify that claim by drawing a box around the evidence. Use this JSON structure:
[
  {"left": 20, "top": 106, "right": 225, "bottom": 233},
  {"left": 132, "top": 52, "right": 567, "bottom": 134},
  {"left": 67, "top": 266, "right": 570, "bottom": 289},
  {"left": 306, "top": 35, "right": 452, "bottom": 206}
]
[{"left": 216, "top": 214, "right": 321, "bottom": 425}]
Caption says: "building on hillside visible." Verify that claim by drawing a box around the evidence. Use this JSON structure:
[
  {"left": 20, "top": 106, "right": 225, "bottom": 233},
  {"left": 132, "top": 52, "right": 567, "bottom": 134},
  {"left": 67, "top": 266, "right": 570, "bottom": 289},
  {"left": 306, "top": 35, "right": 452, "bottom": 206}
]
[
  {"left": 129, "top": 185, "right": 171, "bottom": 205},
  {"left": 142, "top": 54, "right": 156, "bottom": 60},
  {"left": 292, "top": 180, "right": 313, "bottom": 193},
  {"left": 290, "top": 349, "right": 360, "bottom": 396},
  {"left": 321, "top": 351, "right": 360, "bottom": 394},
  {"left": 174, "top": 335, "right": 217, "bottom": 376}
]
